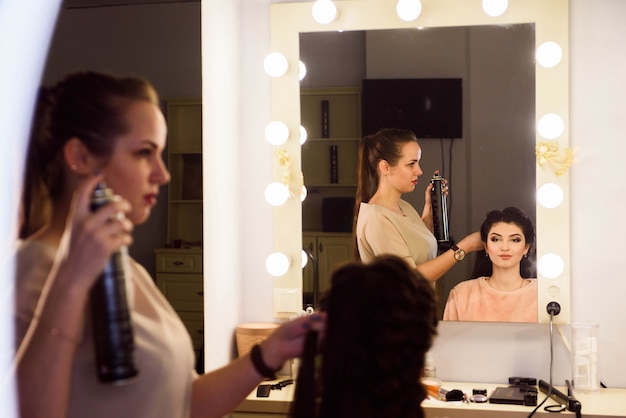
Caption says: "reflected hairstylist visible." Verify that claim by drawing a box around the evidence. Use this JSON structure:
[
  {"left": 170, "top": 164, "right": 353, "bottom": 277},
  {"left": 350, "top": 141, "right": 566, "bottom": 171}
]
[{"left": 353, "top": 128, "right": 482, "bottom": 282}]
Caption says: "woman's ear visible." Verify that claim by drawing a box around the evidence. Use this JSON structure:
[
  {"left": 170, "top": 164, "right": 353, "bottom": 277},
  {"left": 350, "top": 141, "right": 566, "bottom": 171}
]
[
  {"left": 378, "top": 159, "right": 389, "bottom": 176},
  {"left": 64, "top": 138, "right": 95, "bottom": 174}
]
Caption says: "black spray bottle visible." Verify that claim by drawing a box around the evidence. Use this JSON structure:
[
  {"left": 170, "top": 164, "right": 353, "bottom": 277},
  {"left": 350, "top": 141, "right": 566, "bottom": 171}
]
[{"left": 90, "top": 181, "right": 139, "bottom": 384}]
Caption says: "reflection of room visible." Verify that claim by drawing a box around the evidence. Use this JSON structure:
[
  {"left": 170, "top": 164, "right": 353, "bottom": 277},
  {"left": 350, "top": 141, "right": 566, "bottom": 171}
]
[{"left": 300, "top": 25, "right": 536, "bottom": 317}]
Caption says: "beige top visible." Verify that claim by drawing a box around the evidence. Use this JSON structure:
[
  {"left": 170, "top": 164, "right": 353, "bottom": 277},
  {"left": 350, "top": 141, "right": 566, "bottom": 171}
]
[
  {"left": 356, "top": 200, "right": 437, "bottom": 268},
  {"left": 443, "top": 276, "right": 538, "bottom": 323},
  {"left": 15, "top": 240, "right": 196, "bottom": 418}
]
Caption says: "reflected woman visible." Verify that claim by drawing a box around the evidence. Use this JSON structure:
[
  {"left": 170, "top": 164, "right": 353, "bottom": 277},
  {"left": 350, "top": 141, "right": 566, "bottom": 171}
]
[
  {"left": 353, "top": 128, "right": 482, "bottom": 282},
  {"left": 443, "top": 207, "right": 538, "bottom": 322}
]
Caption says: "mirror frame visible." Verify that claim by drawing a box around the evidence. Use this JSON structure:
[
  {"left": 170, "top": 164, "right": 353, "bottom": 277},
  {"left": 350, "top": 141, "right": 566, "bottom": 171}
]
[{"left": 268, "top": 0, "right": 569, "bottom": 324}]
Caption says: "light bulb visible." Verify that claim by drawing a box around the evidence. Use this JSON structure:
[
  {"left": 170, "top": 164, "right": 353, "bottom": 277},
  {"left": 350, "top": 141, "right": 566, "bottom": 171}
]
[
  {"left": 264, "top": 52, "right": 289, "bottom": 77},
  {"left": 537, "top": 183, "right": 564, "bottom": 209},
  {"left": 312, "top": 0, "right": 337, "bottom": 24},
  {"left": 299, "top": 125, "right": 308, "bottom": 145},
  {"left": 299, "top": 60, "right": 307, "bottom": 81},
  {"left": 265, "top": 182, "right": 290, "bottom": 206},
  {"left": 266, "top": 252, "right": 291, "bottom": 277},
  {"left": 538, "top": 253, "right": 564, "bottom": 279},
  {"left": 537, "top": 113, "right": 564, "bottom": 140},
  {"left": 482, "top": 0, "right": 508, "bottom": 17},
  {"left": 265, "top": 121, "right": 290, "bottom": 145},
  {"left": 396, "top": 0, "right": 422, "bottom": 22},
  {"left": 301, "top": 250, "right": 308, "bottom": 268},
  {"left": 536, "top": 41, "right": 563, "bottom": 68},
  {"left": 301, "top": 184, "right": 308, "bottom": 202}
]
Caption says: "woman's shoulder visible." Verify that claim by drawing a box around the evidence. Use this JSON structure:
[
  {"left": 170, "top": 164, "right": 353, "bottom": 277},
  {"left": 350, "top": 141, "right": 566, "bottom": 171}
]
[{"left": 452, "top": 277, "right": 487, "bottom": 292}]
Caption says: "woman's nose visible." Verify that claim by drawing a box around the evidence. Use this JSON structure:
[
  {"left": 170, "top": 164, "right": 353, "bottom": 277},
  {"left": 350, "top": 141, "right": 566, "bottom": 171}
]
[{"left": 153, "top": 159, "right": 171, "bottom": 185}]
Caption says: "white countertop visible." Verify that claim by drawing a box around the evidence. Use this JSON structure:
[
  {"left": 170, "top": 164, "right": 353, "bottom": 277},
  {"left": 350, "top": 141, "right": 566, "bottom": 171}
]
[{"left": 233, "top": 379, "right": 626, "bottom": 417}]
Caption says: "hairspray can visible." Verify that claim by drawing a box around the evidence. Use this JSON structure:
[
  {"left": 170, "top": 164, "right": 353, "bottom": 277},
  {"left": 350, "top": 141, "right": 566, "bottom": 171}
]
[
  {"left": 430, "top": 174, "right": 450, "bottom": 243},
  {"left": 90, "top": 181, "right": 138, "bottom": 384}
]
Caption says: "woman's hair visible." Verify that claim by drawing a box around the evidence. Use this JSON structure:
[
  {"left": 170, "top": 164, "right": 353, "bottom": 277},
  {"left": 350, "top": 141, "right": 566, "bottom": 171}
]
[
  {"left": 20, "top": 71, "right": 159, "bottom": 238},
  {"left": 471, "top": 206, "right": 536, "bottom": 278},
  {"left": 353, "top": 128, "right": 418, "bottom": 259},
  {"left": 292, "top": 255, "right": 438, "bottom": 418}
]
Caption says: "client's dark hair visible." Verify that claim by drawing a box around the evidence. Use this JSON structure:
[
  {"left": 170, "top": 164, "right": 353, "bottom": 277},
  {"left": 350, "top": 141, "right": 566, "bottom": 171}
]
[
  {"left": 291, "top": 255, "right": 438, "bottom": 418},
  {"left": 471, "top": 206, "right": 536, "bottom": 278}
]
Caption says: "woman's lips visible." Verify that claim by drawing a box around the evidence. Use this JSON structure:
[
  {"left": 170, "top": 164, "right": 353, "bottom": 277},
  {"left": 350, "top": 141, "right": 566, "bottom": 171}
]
[{"left": 144, "top": 194, "right": 158, "bottom": 205}]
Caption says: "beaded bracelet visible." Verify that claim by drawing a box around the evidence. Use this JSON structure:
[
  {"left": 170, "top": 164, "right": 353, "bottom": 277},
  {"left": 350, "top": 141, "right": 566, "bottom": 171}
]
[{"left": 250, "top": 343, "right": 279, "bottom": 380}]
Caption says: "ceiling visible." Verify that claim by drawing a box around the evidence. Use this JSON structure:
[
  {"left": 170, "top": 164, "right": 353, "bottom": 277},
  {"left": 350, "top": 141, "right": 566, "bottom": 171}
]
[{"left": 63, "top": 0, "right": 199, "bottom": 9}]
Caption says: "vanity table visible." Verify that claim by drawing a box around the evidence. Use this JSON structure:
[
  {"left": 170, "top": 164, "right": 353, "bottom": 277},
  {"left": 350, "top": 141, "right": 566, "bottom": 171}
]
[{"left": 231, "top": 380, "right": 626, "bottom": 418}]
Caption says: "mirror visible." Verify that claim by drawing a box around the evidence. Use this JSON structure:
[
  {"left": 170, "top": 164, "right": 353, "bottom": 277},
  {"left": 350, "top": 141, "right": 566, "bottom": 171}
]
[
  {"left": 268, "top": 0, "right": 570, "bottom": 324},
  {"left": 299, "top": 24, "right": 536, "bottom": 321}
]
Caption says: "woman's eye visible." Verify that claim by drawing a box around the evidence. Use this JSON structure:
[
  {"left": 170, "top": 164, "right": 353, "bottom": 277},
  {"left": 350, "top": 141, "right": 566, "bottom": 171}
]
[{"left": 136, "top": 148, "right": 153, "bottom": 157}]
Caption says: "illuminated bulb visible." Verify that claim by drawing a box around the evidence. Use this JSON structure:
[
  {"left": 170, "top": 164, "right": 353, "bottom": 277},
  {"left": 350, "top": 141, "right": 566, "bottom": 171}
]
[
  {"left": 264, "top": 52, "right": 289, "bottom": 77},
  {"left": 265, "top": 182, "right": 290, "bottom": 206},
  {"left": 266, "top": 252, "right": 291, "bottom": 277},
  {"left": 299, "top": 60, "right": 307, "bottom": 81},
  {"left": 265, "top": 121, "right": 290, "bottom": 145},
  {"left": 482, "top": 0, "right": 508, "bottom": 17},
  {"left": 538, "top": 253, "right": 564, "bottom": 279},
  {"left": 537, "top": 183, "right": 564, "bottom": 208},
  {"left": 301, "top": 250, "right": 309, "bottom": 268},
  {"left": 396, "top": 0, "right": 422, "bottom": 22},
  {"left": 301, "top": 184, "right": 308, "bottom": 202},
  {"left": 312, "top": 0, "right": 337, "bottom": 24},
  {"left": 536, "top": 41, "right": 563, "bottom": 68},
  {"left": 299, "top": 125, "right": 308, "bottom": 145},
  {"left": 537, "top": 113, "right": 564, "bottom": 140}
]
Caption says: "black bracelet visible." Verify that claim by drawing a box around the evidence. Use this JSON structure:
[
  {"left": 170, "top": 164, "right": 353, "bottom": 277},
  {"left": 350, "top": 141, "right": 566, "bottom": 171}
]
[{"left": 250, "top": 343, "right": 278, "bottom": 380}]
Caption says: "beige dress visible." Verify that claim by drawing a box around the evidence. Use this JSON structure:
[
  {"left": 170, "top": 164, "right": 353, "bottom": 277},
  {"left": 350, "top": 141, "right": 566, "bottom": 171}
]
[
  {"left": 443, "top": 277, "right": 538, "bottom": 323},
  {"left": 15, "top": 240, "right": 196, "bottom": 418},
  {"left": 356, "top": 200, "right": 437, "bottom": 268}
]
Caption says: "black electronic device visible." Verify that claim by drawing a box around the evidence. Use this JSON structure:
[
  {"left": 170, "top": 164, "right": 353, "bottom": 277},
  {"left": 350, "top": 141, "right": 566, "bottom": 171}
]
[
  {"left": 257, "top": 384, "right": 271, "bottom": 397},
  {"left": 361, "top": 78, "right": 462, "bottom": 138},
  {"left": 538, "top": 379, "right": 582, "bottom": 414},
  {"left": 489, "top": 385, "right": 538, "bottom": 406},
  {"left": 90, "top": 181, "right": 138, "bottom": 384}
]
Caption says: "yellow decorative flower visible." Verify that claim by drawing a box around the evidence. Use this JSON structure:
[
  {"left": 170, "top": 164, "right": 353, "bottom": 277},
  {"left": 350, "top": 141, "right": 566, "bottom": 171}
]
[
  {"left": 276, "top": 148, "right": 293, "bottom": 196},
  {"left": 535, "top": 141, "right": 575, "bottom": 176}
]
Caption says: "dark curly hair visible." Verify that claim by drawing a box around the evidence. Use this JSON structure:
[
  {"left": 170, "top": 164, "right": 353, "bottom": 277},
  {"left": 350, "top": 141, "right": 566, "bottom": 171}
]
[
  {"left": 471, "top": 206, "right": 536, "bottom": 278},
  {"left": 291, "top": 255, "right": 438, "bottom": 418}
]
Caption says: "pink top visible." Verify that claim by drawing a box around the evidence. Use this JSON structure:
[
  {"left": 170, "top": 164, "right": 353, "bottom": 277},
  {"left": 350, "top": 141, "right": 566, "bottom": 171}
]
[
  {"left": 16, "top": 240, "right": 196, "bottom": 418},
  {"left": 443, "top": 277, "right": 538, "bottom": 323}
]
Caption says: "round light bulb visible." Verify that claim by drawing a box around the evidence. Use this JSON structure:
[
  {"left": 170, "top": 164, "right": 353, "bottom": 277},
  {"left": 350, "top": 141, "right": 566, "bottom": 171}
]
[
  {"left": 299, "top": 60, "right": 307, "bottom": 81},
  {"left": 300, "top": 184, "right": 308, "bottom": 202},
  {"left": 265, "top": 121, "right": 290, "bottom": 145},
  {"left": 301, "top": 250, "right": 308, "bottom": 268},
  {"left": 482, "top": 0, "right": 508, "bottom": 17},
  {"left": 312, "top": 0, "right": 337, "bottom": 24},
  {"left": 299, "top": 125, "right": 308, "bottom": 145},
  {"left": 266, "top": 252, "right": 291, "bottom": 277},
  {"left": 538, "top": 253, "right": 564, "bottom": 279},
  {"left": 264, "top": 52, "right": 289, "bottom": 77},
  {"left": 536, "top": 41, "right": 563, "bottom": 68},
  {"left": 265, "top": 182, "right": 290, "bottom": 206},
  {"left": 396, "top": 0, "right": 422, "bottom": 22},
  {"left": 537, "top": 113, "right": 564, "bottom": 140},
  {"left": 537, "top": 183, "right": 564, "bottom": 209}
]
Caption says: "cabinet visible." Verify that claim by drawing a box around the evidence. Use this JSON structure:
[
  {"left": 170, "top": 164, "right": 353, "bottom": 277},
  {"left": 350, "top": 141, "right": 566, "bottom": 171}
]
[
  {"left": 302, "top": 233, "right": 354, "bottom": 305},
  {"left": 300, "top": 87, "right": 360, "bottom": 189},
  {"left": 164, "top": 97, "right": 202, "bottom": 247},
  {"left": 155, "top": 249, "right": 203, "bottom": 357}
]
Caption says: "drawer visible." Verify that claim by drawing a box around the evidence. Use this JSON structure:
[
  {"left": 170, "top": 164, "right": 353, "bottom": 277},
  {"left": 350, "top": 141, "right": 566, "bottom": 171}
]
[
  {"left": 177, "top": 311, "right": 204, "bottom": 350},
  {"left": 157, "top": 273, "right": 204, "bottom": 312},
  {"left": 156, "top": 253, "right": 202, "bottom": 273}
]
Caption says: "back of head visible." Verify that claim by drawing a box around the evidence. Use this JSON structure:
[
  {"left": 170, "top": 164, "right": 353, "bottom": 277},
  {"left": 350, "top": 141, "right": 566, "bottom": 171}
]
[
  {"left": 20, "top": 71, "right": 159, "bottom": 238},
  {"left": 293, "top": 255, "right": 437, "bottom": 418}
]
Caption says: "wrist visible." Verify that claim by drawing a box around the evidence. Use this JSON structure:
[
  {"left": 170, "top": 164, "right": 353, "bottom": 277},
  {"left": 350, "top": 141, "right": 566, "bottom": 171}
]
[{"left": 250, "top": 343, "right": 281, "bottom": 380}]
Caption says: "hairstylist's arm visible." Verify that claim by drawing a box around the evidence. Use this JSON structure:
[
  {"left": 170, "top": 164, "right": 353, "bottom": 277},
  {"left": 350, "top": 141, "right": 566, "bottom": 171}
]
[
  {"left": 16, "top": 176, "right": 133, "bottom": 418},
  {"left": 416, "top": 232, "right": 483, "bottom": 282},
  {"left": 190, "top": 313, "right": 325, "bottom": 418}
]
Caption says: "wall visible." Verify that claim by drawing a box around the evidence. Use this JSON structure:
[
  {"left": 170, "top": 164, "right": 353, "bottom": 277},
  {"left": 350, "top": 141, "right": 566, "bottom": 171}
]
[{"left": 42, "top": 2, "right": 201, "bottom": 278}]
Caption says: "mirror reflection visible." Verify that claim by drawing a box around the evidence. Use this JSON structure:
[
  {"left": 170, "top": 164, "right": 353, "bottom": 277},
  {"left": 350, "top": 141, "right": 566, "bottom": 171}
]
[{"left": 300, "top": 24, "right": 537, "bottom": 321}]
